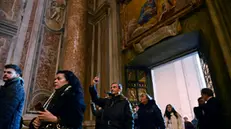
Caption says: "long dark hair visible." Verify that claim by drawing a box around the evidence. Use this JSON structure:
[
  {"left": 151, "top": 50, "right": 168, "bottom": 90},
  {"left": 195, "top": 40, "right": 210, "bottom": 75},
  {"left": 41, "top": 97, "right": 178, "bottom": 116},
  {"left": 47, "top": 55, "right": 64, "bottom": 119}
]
[
  {"left": 56, "top": 70, "right": 84, "bottom": 96},
  {"left": 56, "top": 70, "right": 86, "bottom": 118},
  {"left": 164, "top": 104, "right": 178, "bottom": 120}
]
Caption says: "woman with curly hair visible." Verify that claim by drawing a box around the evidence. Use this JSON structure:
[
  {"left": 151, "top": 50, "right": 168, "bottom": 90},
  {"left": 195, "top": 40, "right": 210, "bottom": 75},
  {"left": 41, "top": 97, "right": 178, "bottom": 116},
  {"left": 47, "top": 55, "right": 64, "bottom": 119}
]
[{"left": 29, "top": 70, "right": 86, "bottom": 129}]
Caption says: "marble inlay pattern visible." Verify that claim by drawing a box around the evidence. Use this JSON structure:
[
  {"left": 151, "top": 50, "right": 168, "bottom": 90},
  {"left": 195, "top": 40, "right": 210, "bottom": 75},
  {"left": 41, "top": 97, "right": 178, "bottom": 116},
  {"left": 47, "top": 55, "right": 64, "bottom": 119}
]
[
  {"left": 0, "top": 0, "right": 23, "bottom": 23},
  {"left": 20, "top": 0, "right": 39, "bottom": 71},
  {"left": 21, "top": 0, "right": 64, "bottom": 113},
  {"left": 63, "top": 0, "right": 87, "bottom": 84},
  {"left": 34, "top": 28, "right": 61, "bottom": 91},
  {"left": 27, "top": 28, "right": 61, "bottom": 110}
]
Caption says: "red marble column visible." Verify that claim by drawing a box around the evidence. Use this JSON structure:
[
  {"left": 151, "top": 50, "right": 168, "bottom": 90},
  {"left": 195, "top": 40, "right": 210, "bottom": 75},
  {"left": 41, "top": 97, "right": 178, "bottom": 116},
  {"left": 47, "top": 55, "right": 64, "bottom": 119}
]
[{"left": 63, "top": 0, "right": 87, "bottom": 84}]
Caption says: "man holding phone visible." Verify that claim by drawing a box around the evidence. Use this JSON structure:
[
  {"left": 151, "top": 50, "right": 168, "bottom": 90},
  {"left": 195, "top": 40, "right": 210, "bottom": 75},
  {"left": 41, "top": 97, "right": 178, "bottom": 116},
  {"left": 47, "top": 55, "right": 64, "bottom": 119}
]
[
  {"left": 89, "top": 76, "right": 134, "bottom": 129},
  {"left": 0, "top": 64, "right": 25, "bottom": 129}
]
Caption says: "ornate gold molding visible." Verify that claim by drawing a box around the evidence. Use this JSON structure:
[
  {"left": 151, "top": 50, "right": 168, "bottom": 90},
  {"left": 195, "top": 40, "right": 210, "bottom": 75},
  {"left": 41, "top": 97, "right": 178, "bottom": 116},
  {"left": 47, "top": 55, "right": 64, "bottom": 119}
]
[
  {"left": 123, "top": 0, "right": 203, "bottom": 50},
  {"left": 133, "top": 20, "right": 181, "bottom": 53}
]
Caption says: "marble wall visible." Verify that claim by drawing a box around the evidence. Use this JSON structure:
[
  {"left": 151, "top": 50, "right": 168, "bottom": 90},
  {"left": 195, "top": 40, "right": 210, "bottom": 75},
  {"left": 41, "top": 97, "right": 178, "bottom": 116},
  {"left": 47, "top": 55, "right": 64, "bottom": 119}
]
[
  {"left": 20, "top": 0, "right": 65, "bottom": 115},
  {"left": 19, "top": 0, "right": 38, "bottom": 71},
  {"left": 0, "top": 35, "right": 11, "bottom": 78},
  {"left": 0, "top": 0, "right": 25, "bottom": 25},
  {"left": 1, "top": 0, "right": 66, "bottom": 120},
  {"left": 2, "top": 0, "right": 90, "bottom": 127},
  {"left": 28, "top": 28, "right": 62, "bottom": 111},
  {"left": 0, "top": 0, "right": 24, "bottom": 84}
]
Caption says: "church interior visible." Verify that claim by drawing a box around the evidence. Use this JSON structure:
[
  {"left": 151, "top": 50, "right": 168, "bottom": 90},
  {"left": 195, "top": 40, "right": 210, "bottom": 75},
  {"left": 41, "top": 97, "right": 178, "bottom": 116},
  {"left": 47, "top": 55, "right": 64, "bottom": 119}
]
[{"left": 0, "top": 0, "right": 231, "bottom": 128}]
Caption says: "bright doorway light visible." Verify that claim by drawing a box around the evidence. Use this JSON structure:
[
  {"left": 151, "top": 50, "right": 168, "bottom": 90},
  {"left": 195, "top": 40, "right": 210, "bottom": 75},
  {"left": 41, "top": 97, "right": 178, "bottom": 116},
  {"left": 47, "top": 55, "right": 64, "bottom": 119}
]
[{"left": 151, "top": 52, "right": 206, "bottom": 120}]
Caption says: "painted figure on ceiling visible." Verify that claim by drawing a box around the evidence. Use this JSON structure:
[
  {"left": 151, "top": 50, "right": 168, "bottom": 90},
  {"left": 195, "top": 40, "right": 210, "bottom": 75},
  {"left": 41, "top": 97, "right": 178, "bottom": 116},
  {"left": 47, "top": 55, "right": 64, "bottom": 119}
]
[
  {"left": 138, "top": 0, "right": 157, "bottom": 25},
  {"left": 159, "top": 0, "right": 176, "bottom": 21}
]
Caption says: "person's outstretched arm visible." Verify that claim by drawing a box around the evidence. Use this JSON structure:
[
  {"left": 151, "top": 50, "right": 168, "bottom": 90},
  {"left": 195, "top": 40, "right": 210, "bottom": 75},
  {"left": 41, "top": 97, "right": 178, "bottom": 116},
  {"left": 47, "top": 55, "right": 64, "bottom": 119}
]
[{"left": 89, "top": 77, "right": 106, "bottom": 107}]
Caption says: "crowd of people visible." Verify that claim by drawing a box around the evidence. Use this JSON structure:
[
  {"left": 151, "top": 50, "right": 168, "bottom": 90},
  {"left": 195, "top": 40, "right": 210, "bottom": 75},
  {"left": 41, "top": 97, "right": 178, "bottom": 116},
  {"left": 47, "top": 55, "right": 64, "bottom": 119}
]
[
  {"left": 90, "top": 77, "right": 223, "bottom": 129},
  {"left": 0, "top": 64, "right": 85, "bottom": 129},
  {"left": 0, "top": 64, "right": 223, "bottom": 129}
]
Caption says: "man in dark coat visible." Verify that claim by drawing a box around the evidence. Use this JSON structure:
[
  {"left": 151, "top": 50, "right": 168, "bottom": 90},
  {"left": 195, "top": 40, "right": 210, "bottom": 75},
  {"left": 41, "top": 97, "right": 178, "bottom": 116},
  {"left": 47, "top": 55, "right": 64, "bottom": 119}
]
[
  {"left": 0, "top": 64, "right": 25, "bottom": 129},
  {"left": 89, "top": 76, "right": 134, "bottom": 129},
  {"left": 193, "top": 97, "right": 206, "bottom": 129},
  {"left": 201, "top": 88, "right": 223, "bottom": 129}
]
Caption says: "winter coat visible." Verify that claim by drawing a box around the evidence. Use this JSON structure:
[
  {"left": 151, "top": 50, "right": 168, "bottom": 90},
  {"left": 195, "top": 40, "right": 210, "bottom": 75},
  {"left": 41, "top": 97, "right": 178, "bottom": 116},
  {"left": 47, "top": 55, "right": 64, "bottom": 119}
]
[
  {"left": 29, "top": 84, "right": 86, "bottom": 129},
  {"left": 202, "top": 97, "right": 223, "bottom": 129},
  {"left": 194, "top": 106, "right": 206, "bottom": 129},
  {"left": 0, "top": 77, "right": 25, "bottom": 129},
  {"left": 184, "top": 121, "right": 195, "bottom": 129},
  {"left": 136, "top": 100, "right": 165, "bottom": 129},
  {"left": 165, "top": 113, "right": 184, "bottom": 129},
  {"left": 89, "top": 85, "right": 134, "bottom": 129}
]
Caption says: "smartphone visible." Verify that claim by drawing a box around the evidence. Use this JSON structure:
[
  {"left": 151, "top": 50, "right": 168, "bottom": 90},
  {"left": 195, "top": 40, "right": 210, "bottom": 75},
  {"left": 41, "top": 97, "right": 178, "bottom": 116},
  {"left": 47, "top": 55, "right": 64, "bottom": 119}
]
[
  {"left": 34, "top": 102, "right": 45, "bottom": 111},
  {"left": 95, "top": 73, "right": 100, "bottom": 82}
]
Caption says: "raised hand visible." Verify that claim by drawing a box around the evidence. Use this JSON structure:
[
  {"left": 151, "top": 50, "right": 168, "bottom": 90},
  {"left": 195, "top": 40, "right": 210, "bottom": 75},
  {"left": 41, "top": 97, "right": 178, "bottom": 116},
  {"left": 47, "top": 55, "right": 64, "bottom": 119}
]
[{"left": 91, "top": 76, "right": 100, "bottom": 86}]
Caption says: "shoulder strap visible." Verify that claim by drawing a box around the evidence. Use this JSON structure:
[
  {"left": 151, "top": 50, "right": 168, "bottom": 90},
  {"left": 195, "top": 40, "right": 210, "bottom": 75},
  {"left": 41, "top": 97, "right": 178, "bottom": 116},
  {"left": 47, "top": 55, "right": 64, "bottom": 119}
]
[{"left": 61, "top": 86, "right": 72, "bottom": 96}]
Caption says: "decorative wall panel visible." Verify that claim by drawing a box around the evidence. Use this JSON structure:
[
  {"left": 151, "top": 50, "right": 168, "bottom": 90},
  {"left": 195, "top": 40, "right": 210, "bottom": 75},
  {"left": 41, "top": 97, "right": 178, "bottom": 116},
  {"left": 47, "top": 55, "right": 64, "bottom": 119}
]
[
  {"left": 0, "top": 35, "right": 11, "bottom": 78},
  {"left": 120, "top": 0, "right": 202, "bottom": 49},
  {"left": 0, "top": 0, "right": 24, "bottom": 24},
  {"left": 28, "top": 28, "right": 62, "bottom": 110},
  {"left": 34, "top": 29, "right": 61, "bottom": 91},
  {"left": 24, "top": 0, "right": 66, "bottom": 113},
  {"left": 20, "top": 0, "right": 39, "bottom": 71}
]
